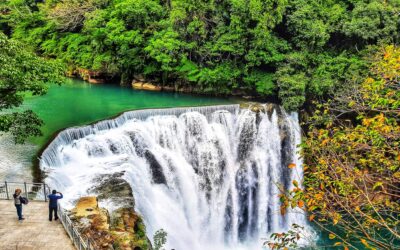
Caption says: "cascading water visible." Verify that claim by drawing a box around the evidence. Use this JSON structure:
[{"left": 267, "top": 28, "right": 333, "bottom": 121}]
[{"left": 40, "top": 104, "right": 307, "bottom": 250}]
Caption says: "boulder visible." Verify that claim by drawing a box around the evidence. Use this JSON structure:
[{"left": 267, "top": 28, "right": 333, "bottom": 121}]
[
  {"left": 132, "top": 81, "right": 161, "bottom": 91},
  {"left": 90, "top": 172, "right": 135, "bottom": 207}
]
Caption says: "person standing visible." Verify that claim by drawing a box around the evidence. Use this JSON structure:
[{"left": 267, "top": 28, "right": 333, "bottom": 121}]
[
  {"left": 48, "top": 190, "right": 63, "bottom": 221},
  {"left": 13, "top": 189, "right": 24, "bottom": 221}
]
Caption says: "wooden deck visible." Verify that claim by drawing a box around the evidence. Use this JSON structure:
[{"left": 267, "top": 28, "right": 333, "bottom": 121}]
[{"left": 0, "top": 200, "right": 75, "bottom": 250}]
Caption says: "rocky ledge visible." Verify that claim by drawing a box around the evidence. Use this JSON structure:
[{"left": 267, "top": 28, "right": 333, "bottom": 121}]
[{"left": 69, "top": 172, "right": 151, "bottom": 250}]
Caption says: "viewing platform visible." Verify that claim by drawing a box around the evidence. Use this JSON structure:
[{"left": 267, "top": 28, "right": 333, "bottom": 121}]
[
  {"left": 0, "top": 181, "right": 94, "bottom": 250},
  {"left": 0, "top": 200, "right": 75, "bottom": 250}
]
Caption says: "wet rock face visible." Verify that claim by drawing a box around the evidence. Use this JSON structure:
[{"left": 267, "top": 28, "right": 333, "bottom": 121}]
[
  {"left": 70, "top": 197, "right": 151, "bottom": 250},
  {"left": 90, "top": 172, "right": 135, "bottom": 207},
  {"left": 111, "top": 207, "right": 150, "bottom": 250},
  {"left": 72, "top": 174, "right": 152, "bottom": 249}
]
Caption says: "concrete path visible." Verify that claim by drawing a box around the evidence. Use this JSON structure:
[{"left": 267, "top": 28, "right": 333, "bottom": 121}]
[{"left": 0, "top": 200, "right": 75, "bottom": 250}]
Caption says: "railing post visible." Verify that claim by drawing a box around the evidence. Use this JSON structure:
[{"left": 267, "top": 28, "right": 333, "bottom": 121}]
[
  {"left": 43, "top": 183, "right": 47, "bottom": 202},
  {"left": 5, "top": 181, "right": 9, "bottom": 200},
  {"left": 24, "top": 182, "right": 27, "bottom": 198}
]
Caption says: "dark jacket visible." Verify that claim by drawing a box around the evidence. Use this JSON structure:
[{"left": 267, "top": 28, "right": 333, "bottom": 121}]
[{"left": 48, "top": 193, "right": 63, "bottom": 208}]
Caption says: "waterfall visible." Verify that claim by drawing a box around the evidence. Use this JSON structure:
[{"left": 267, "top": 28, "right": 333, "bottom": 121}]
[{"left": 40, "top": 104, "right": 307, "bottom": 250}]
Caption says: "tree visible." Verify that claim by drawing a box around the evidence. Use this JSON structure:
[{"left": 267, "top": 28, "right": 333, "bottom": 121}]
[
  {"left": 281, "top": 46, "right": 400, "bottom": 249},
  {"left": 0, "top": 32, "right": 63, "bottom": 143},
  {"left": 153, "top": 229, "right": 167, "bottom": 250}
]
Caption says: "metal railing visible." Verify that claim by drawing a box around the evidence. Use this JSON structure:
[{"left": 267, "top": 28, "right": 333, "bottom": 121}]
[
  {"left": 1, "top": 181, "right": 96, "bottom": 250},
  {"left": 0, "top": 181, "right": 49, "bottom": 201},
  {"left": 58, "top": 205, "right": 96, "bottom": 250}
]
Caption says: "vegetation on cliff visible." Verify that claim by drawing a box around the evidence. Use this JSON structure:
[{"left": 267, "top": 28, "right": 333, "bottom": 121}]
[
  {"left": 280, "top": 46, "right": 399, "bottom": 249},
  {"left": 2, "top": 0, "right": 399, "bottom": 110}
]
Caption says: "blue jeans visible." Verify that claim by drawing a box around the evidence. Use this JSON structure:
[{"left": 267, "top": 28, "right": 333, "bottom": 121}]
[{"left": 15, "top": 204, "right": 22, "bottom": 220}]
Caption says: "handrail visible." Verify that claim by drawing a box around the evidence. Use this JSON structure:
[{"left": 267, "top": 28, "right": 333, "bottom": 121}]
[
  {"left": 0, "top": 181, "right": 49, "bottom": 201},
  {"left": 0, "top": 180, "right": 95, "bottom": 250}
]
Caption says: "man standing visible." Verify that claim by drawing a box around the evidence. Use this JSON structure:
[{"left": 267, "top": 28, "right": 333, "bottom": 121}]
[{"left": 48, "top": 190, "right": 63, "bottom": 221}]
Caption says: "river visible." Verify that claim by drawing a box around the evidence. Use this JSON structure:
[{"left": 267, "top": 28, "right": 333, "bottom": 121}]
[{"left": 0, "top": 79, "right": 234, "bottom": 181}]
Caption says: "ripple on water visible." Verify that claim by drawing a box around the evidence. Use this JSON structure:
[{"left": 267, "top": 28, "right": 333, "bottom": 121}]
[{"left": 0, "top": 134, "right": 37, "bottom": 182}]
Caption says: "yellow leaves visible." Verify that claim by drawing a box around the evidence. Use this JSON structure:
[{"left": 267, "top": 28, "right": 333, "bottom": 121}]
[
  {"left": 372, "top": 181, "right": 383, "bottom": 190},
  {"left": 362, "top": 118, "right": 373, "bottom": 127},
  {"left": 332, "top": 213, "right": 341, "bottom": 225},
  {"left": 315, "top": 193, "right": 323, "bottom": 201},
  {"left": 292, "top": 180, "right": 298, "bottom": 187},
  {"left": 383, "top": 51, "right": 391, "bottom": 60},
  {"left": 309, "top": 214, "right": 315, "bottom": 222},
  {"left": 334, "top": 242, "right": 342, "bottom": 246},
  {"left": 288, "top": 163, "right": 296, "bottom": 169},
  {"left": 365, "top": 77, "right": 375, "bottom": 85},
  {"left": 368, "top": 218, "right": 378, "bottom": 224},
  {"left": 329, "top": 234, "right": 336, "bottom": 239},
  {"left": 360, "top": 238, "right": 371, "bottom": 248},
  {"left": 321, "top": 138, "right": 330, "bottom": 146},
  {"left": 393, "top": 172, "right": 400, "bottom": 179}
]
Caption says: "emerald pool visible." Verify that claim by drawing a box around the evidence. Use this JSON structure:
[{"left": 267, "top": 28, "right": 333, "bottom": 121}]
[{"left": 0, "top": 79, "right": 235, "bottom": 181}]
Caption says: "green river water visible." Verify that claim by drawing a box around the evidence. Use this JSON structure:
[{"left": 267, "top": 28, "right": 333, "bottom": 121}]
[{"left": 24, "top": 78, "right": 235, "bottom": 145}]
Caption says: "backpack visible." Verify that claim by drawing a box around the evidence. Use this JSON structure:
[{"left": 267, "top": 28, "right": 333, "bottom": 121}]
[{"left": 20, "top": 197, "right": 29, "bottom": 205}]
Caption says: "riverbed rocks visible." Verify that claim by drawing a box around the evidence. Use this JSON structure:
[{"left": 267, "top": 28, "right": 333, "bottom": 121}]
[
  {"left": 239, "top": 102, "right": 276, "bottom": 113},
  {"left": 132, "top": 81, "right": 162, "bottom": 91}
]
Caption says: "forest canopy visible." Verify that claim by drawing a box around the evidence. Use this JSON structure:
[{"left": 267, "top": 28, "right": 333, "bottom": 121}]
[{"left": 1, "top": 0, "right": 399, "bottom": 111}]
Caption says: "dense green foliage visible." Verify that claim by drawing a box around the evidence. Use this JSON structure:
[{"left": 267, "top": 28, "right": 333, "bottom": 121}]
[
  {"left": 2, "top": 0, "right": 399, "bottom": 110},
  {"left": 0, "top": 32, "right": 63, "bottom": 143},
  {"left": 280, "top": 46, "right": 400, "bottom": 249}
]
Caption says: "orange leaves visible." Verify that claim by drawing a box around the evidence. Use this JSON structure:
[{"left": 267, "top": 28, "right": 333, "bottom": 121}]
[
  {"left": 280, "top": 206, "right": 286, "bottom": 216},
  {"left": 314, "top": 193, "right": 323, "bottom": 201},
  {"left": 297, "top": 200, "right": 304, "bottom": 208},
  {"left": 301, "top": 45, "right": 400, "bottom": 250},
  {"left": 332, "top": 213, "right": 341, "bottom": 225},
  {"left": 288, "top": 163, "right": 296, "bottom": 169},
  {"left": 321, "top": 138, "right": 330, "bottom": 146},
  {"left": 360, "top": 238, "right": 370, "bottom": 248}
]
